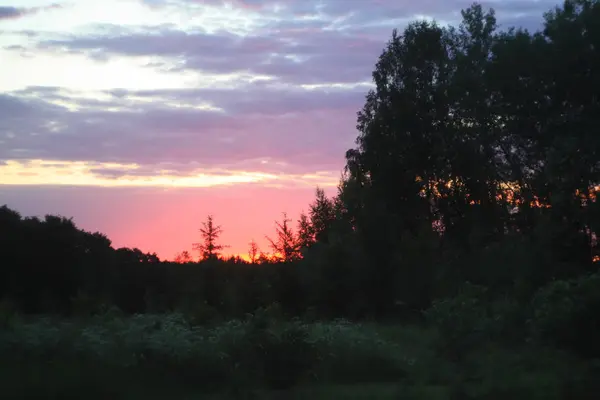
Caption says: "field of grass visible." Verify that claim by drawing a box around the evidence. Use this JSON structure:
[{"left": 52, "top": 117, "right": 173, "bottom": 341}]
[{"left": 1, "top": 310, "right": 596, "bottom": 399}]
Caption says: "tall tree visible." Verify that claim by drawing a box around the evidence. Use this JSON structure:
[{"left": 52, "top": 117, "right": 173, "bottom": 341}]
[
  {"left": 339, "top": 18, "right": 455, "bottom": 313},
  {"left": 266, "top": 212, "right": 301, "bottom": 262},
  {"left": 193, "top": 215, "right": 227, "bottom": 261},
  {"left": 296, "top": 212, "right": 315, "bottom": 249},
  {"left": 174, "top": 250, "right": 193, "bottom": 263},
  {"left": 248, "top": 239, "right": 259, "bottom": 264},
  {"left": 309, "top": 187, "right": 336, "bottom": 244}
]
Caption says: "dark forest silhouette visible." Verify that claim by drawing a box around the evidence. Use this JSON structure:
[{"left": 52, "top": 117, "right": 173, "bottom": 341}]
[{"left": 2, "top": 1, "right": 600, "bottom": 397}]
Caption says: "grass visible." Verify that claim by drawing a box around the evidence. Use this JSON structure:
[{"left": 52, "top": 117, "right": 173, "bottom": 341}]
[{"left": 0, "top": 311, "right": 596, "bottom": 399}]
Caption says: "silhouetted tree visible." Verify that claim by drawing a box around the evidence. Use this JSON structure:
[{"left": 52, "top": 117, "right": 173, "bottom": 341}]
[
  {"left": 248, "top": 240, "right": 259, "bottom": 264},
  {"left": 309, "top": 187, "right": 336, "bottom": 244},
  {"left": 266, "top": 212, "right": 301, "bottom": 262},
  {"left": 193, "top": 215, "right": 227, "bottom": 261},
  {"left": 174, "top": 250, "right": 193, "bottom": 263},
  {"left": 296, "top": 212, "right": 314, "bottom": 250}
]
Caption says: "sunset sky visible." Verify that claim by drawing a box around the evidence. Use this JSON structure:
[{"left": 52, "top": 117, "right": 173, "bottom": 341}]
[{"left": 0, "top": 0, "right": 554, "bottom": 260}]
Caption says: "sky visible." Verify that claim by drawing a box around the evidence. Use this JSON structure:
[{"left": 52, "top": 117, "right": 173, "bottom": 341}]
[{"left": 0, "top": 0, "right": 557, "bottom": 260}]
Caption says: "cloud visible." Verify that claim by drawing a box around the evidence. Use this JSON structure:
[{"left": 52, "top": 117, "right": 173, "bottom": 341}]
[
  {"left": 137, "top": 0, "right": 555, "bottom": 29},
  {"left": 29, "top": 0, "right": 554, "bottom": 86},
  {"left": 0, "top": 3, "right": 63, "bottom": 21},
  {"left": 1, "top": 0, "right": 558, "bottom": 187},
  {"left": 0, "top": 7, "right": 23, "bottom": 20},
  {"left": 36, "top": 26, "right": 383, "bottom": 85},
  {"left": 1, "top": 82, "right": 359, "bottom": 176}
]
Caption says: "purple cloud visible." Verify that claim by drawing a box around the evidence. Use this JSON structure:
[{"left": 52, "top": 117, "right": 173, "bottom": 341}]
[
  {"left": 0, "top": 3, "right": 63, "bottom": 21},
  {"left": 139, "top": 0, "right": 555, "bottom": 29},
  {"left": 1, "top": 83, "right": 359, "bottom": 175},
  {"left": 31, "top": 0, "right": 553, "bottom": 86},
  {"left": 37, "top": 27, "right": 382, "bottom": 85}
]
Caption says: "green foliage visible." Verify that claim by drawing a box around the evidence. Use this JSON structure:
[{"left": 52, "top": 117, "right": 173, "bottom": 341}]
[
  {"left": 424, "top": 283, "right": 491, "bottom": 356},
  {"left": 424, "top": 282, "right": 525, "bottom": 357},
  {"left": 71, "top": 290, "right": 107, "bottom": 317},
  {"left": 181, "top": 301, "right": 221, "bottom": 326},
  {"left": 455, "top": 344, "right": 586, "bottom": 400},
  {"left": 0, "top": 313, "right": 416, "bottom": 394},
  {"left": 3, "top": 313, "right": 598, "bottom": 399},
  {"left": 252, "top": 319, "right": 316, "bottom": 389},
  {"left": 308, "top": 319, "right": 412, "bottom": 383},
  {"left": 529, "top": 270, "right": 600, "bottom": 357}
]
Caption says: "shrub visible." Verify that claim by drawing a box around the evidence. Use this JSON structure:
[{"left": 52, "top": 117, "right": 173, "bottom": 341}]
[
  {"left": 0, "top": 312, "right": 413, "bottom": 393},
  {"left": 424, "top": 282, "right": 525, "bottom": 357},
  {"left": 423, "top": 282, "right": 490, "bottom": 358},
  {"left": 258, "top": 320, "right": 316, "bottom": 389},
  {"left": 529, "top": 271, "right": 600, "bottom": 358},
  {"left": 308, "top": 319, "right": 410, "bottom": 383}
]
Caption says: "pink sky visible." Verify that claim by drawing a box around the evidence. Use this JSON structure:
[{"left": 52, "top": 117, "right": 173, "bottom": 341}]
[{"left": 0, "top": 184, "right": 337, "bottom": 260}]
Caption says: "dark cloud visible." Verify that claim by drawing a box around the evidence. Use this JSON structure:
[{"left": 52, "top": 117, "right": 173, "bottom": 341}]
[{"left": 0, "top": 3, "right": 63, "bottom": 21}]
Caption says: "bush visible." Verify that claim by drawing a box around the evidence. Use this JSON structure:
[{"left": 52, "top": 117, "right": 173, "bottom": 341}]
[
  {"left": 183, "top": 301, "right": 220, "bottom": 326},
  {"left": 0, "top": 312, "right": 411, "bottom": 394},
  {"left": 257, "top": 320, "right": 316, "bottom": 389},
  {"left": 308, "top": 319, "right": 410, "bottom": 383},
  {"left": 529, "top": 271, "right": 600, "bottom": 358},
  {"left": 460, "top": 343, "right": 589, "bottom": 400},
  {"left": 423, "top": 282, "right": 491, "bottom": 358},
  {"left": 221, "top": 308, "right": 317, "bottom": 390},
  {"left": 424, "top": 281, "right": 525, "bottom": 358}
]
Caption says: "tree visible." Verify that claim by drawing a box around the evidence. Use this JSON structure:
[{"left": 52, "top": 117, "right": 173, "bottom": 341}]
[
  {"left": 174, "top": 250, "right": 193, "bottom": 263},
  {"left": 337, "top": 17, "right": 457, "bottom": 313},
  {"left": 192, "top": 215, "right": 227, "bottom": 261},
  {"left": 248, "top": 240, "right": 259, "bottom": 264},
  {"left": 266, "top": 212, "right": 301, "bottom": 262},
  {"left": 296, "top": 212, "right": 315, "bottom": 249},
  {"left": 309, "top": 187, "right": 336, "bottom": 244},
  {"left": 257, "top": 252, "right": 272, "bottom": 264}
]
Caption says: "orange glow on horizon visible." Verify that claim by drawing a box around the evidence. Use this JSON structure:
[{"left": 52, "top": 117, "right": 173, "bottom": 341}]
[
  {"left": 418, "top": 177, "right": 599, "bottom": 210},
  {"left": 0, "top": 159, "right": 342, "bottom": 262}
]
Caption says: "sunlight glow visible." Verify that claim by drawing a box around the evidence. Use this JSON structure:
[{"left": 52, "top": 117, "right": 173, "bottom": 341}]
[
  {"left": 0, "top": 160, "right": 339, "bottom": 188},
  {"left": 0, "top": 52, "right": 199, "bottom": 92}
]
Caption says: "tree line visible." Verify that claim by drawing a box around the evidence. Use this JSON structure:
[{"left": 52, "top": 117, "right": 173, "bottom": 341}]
[
  {"left": 1, "top": 0, "right": 600, "bottom": 357},
  {"left": 174, "top": 187, "right": 336, "bottom": 264}
]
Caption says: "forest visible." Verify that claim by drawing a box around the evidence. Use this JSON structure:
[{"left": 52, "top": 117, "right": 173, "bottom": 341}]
[{"left": 2, "top": 1, "right": 600, "bottom": 398}]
